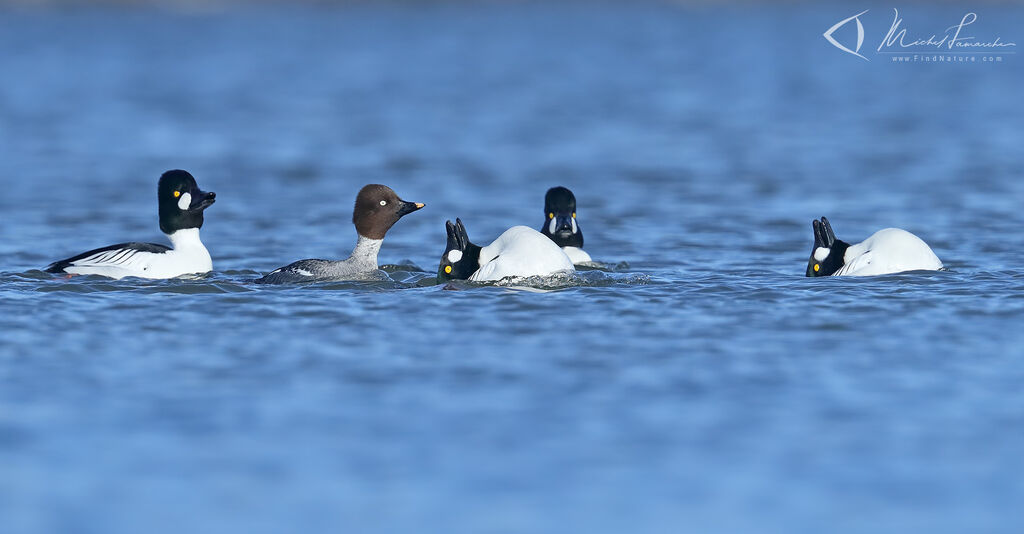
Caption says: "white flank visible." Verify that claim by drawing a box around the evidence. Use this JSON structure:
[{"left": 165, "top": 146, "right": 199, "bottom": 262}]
[
  {"left": 64, "top": 228, "right": 212, "bottom": 280},
  {"left": 470, "top": 226, "right": 575, "bottom": 282},
  {"left": 835, "top": 228, "right": 942, "bottom": 276},
  {"left": 561, "top": 246, "right": 592, "bottom": 264}
]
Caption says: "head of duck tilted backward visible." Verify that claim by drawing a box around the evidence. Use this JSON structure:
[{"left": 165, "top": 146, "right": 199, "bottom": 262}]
[
  {"left": 256, "top": 184, "right": 424, "bottom": 284},
  {"left": 806, "top": 216, "right": 942, "bottom": 277},
  {"left": 439, "top": 218, "right": 574, "bottom": 283}
]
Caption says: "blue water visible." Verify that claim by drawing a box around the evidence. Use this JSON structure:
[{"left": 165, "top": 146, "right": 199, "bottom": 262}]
[{"left": 2, "top": 3, "right": 1023, "bottom": 533}]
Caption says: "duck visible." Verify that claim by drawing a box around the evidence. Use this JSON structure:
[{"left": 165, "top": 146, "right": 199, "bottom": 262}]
[
  {"left": 540, "top": 186, "right": 592, "bottom": 264},
  {"left": 45, "top": 170, "right": 216, "bottom": 280},
  {"left": 437, "top": 218, "right": 575, "bottom": 282},
  {"left": 806, "top": 216, "right": 943, "bottom": 277},
  {"left": 256, "top": 184, "right": 424, "bottom": 283}
]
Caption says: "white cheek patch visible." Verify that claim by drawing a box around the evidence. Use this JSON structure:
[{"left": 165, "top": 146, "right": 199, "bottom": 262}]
[
  {"left": 814, "top": 247, "right": 831, "bottom": 262},
  {"left": 447, "top": 250, "right": 463, "bottom": 263},
  {"left": 177, "top": 192, "right": 192, "bottom": 210},
  {"left": 548, "top": 218, "right": 558, "bottom": 234},
  {"left": 570, "top": 218, "right": 578, "bottom": 234}
]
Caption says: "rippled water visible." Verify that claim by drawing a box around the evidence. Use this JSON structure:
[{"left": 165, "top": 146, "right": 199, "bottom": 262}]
[{"left": 2, "top": 3, "right": 1023, "bottom": 533}]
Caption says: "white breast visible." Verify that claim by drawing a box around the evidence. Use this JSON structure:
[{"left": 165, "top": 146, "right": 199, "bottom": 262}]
[
  {"left": 469, "top": 226, "right": 575, "bottom": 282},
  {"left": 836, "top": 228, "right": 942, "bottom": 276},
  {"left": 561, "top": 246, "right": 592, "bottom": 264}
]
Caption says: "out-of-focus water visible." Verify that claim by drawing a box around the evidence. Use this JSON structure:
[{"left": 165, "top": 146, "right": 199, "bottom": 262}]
[{"left": 1, "top": 3, "right": 1023, "bottom": 533}]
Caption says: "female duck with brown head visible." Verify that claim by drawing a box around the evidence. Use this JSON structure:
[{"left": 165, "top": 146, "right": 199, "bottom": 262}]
[{"left": 256, "top": 184, "right": 424, "bottom": 283}]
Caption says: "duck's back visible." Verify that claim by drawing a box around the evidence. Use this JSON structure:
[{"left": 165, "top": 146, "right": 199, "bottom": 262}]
[
  {"left": 255, "top": 257, "right": 384, "bottom": 283},
  {"left": 838, "top": 228, "right": 942, "bottom": 276},
  {"left": 471, "top": 226, "right": 575, "bottom": 282}
]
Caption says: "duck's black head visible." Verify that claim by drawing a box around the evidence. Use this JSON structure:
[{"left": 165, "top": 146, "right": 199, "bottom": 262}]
[
  {"left": 438, "top": 218, "right": 482, "bottom": 282},
  {"left": 158, "top": 170, "right": 216, "bottom": 234},
  {"left": 352, "top": 184, "right": 424, "bottom": 240},
  {"left": 541, "top": 186, "right": 583, "bottom": 248},
  {"left": 806, "top": 216, "right": 850, "bottom": 277}
]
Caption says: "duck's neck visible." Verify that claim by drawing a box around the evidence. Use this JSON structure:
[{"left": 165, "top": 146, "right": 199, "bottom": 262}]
[
  {"left": 350, "top": 235, "right": 383, "bottom": 269},
  {"left": 167, "top": 228, "right": 206, "bottom": 250}
]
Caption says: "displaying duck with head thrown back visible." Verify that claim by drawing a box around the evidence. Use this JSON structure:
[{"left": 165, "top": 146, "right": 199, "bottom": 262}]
[
  {"left": 806, "top": 216, "right": 942, "bottom": 277},
  {"left": 438, "top": 218, "right": 575, "bottom": 283}
]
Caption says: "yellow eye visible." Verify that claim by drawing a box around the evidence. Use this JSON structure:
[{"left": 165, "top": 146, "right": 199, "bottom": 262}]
[
  {"left": 444, "top": 265, "right": 452, "bottom": 274},
  {"left": 548, "top": 213, "right": 554, "bottom": 219},
  {"left": 173, "top": 191, "right": 181, "bottom": 198},
  {"left": 572, "top": 212, "right": 576, "bottom": 218},
  {"left": 814, "top": 264, "right": 820, "bottom": 272}
]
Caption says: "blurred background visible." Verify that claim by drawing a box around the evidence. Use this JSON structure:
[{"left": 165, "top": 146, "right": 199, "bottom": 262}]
[{"left": 1, "top": 1, "right": 1022, "bottom": 533}]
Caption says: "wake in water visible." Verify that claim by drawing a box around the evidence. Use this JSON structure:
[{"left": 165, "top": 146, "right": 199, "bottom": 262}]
[{"left": 433, "top": 269, "right": 651, "bottom": 291}]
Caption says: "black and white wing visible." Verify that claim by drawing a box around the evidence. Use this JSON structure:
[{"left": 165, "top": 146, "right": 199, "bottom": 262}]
[
  {"left": 254, "top": 259, "right": 334, "bottom": 284},
  {"left": 46, "top": 242, "right": 171, "bottom": 276}
]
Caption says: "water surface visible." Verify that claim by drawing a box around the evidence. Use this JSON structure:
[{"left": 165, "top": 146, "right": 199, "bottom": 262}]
[{"left": 1, "top": 3, "right": 1023, "bottom": 533}]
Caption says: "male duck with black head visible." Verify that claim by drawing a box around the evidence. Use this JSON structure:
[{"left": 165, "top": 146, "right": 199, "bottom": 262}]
[
  {"left": 540, "top": 186, "right": 592, "bottom": 264},
  {"left": 46, "top": 170, "right": 217, "bottom": 279},
  {"left": 437, "top": 218, "right": 574, "bottom": 283},
  {"left": 806, "top": 216, "right": 942, "bottom": 277}
]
